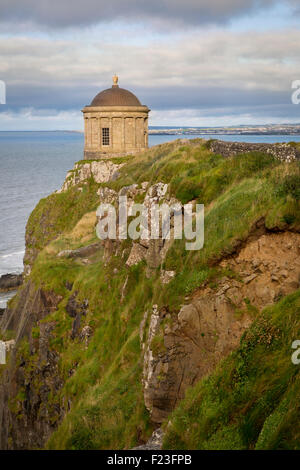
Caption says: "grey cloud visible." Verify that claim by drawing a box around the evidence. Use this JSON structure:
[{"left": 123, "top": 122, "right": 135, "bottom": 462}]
[
  {"left": 196, "top": 103, "right": 300, "bottom": 120},
  {"left": 0, "top": 0, "right": 292, "bottom": 28},
  {"left": 3, "top": 82, "right": 296, "bottom": 118},
  {"left": 139, "top": 87, "right": 292, "bottom": 111},
  {"left": 1, "top": 25, "right": 299, "bottom": 124}
]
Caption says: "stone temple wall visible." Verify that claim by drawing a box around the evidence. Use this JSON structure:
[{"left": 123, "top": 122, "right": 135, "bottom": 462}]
[
  {"left": 82, "top": 105, "right": 149, "bottom": 159},
  {"left": 208, "top": 139, "right": 300, "bottom": 163}
]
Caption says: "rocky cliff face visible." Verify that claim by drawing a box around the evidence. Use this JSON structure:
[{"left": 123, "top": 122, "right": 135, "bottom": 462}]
[
  {"left": 59, "top": 159, "right": 125, "bottom": 192},
  {"left": 0, "top": 140, "right": 299, "bottom": 449},
  {"left": 0, "top": 274, "right": 23, "bottom": 292},
  {"left": 141, "top": 230, "right": 300, "bottom": 423},
  {"left": 0, "top": 282, "right": 63, "bottom": 449}
]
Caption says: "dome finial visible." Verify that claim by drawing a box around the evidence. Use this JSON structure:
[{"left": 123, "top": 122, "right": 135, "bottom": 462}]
[{"left": 112, "top": 74, "right": 119, "bottom": 87}]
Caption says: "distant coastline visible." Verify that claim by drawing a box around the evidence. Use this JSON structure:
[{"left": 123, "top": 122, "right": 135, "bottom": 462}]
[
  {"left": 1, "top": 124, "right": 300, "bottom": 136},
  {"left": 148, "top": 124, "right": 300, "bottom": 136}
]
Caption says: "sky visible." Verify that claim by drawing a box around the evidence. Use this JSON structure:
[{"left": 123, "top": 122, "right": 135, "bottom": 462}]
[{"left": 0, "top": 0, "right": 300, "bottom": 130}]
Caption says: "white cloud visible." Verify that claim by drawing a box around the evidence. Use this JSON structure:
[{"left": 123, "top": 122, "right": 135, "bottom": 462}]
[{"left": 1, "top": 28, "right": 300, "bottom": 93}]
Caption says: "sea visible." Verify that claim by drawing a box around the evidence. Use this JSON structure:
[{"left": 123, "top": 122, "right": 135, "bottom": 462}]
[{"left": 1, "top": 130, "right": 300, "bottom": 307}]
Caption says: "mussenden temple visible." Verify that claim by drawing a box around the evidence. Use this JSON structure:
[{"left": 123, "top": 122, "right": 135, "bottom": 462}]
[{"left": 82, "top": 76, "right": 150, "bottom": 159}]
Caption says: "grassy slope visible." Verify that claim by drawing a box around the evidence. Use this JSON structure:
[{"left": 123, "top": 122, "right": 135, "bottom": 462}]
[{"left": 11, "top": 139, "right": 300, "bottom": 449}]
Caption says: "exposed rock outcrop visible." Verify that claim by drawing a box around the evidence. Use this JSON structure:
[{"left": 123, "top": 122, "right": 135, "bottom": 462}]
[
  {"left": 57, "top": 242, "right": 102, "bottom": 259},
  {"left": 126, "top": 243, "right": 148, "bottom": 267},
  {"left": 0, "top": 274, "right": 23, "bottom": 292},
  {"left": 79, "top": 325, "right": 93, "bottom": 347},
  {"left": 0, "top": 281, "right": 64, "bottom": 449},
  {"left": 132, "top": 428, "right": 164, "bottom": 450},
  {"left": 0, "top": 281, "right": 62, "bottom": 345},
  {"left": 0, "top": 339, "right": 15, "bottom": 360},
  {"left": 94, "top": 180, "right": 181, "bottom": 276},
  {"left": 60, "top": 160, "right": 125, "bottom": 192},
  {"left": 141, "top": 231, "right": 300, "bottom": 423},
  {"left": 160, "top": 270, "right": 176, "bottom": 284},
  {"left": 97, "top": 181, "right": 181, "bottom": 275},
  {"left": 65, "top": 291, "right": 89, "bottom": 339}
]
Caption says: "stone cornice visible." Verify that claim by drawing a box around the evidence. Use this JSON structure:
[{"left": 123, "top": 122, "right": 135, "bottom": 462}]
[{"left": 82, "top": 105, "right": 150, "bottom": 113}]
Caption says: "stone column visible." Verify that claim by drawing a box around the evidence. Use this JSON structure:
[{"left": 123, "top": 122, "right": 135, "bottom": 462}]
[
  {"left": 97, "top": 116, "right": 101, "bottom": 151},
  {"left": 123, "top": 116, "right": 126, "bottom": 151},
  {"left": 87, "top": 118, "right": 92, "bottom": 148},
  {"left": 110, "top": 116, "right": 113, "bottom": 149},
  {"left": 84, "top": 117, "right": 88, "bottom": 147},
  {"left": 145, "top": 118, "right": 148, "bottom": 147}
]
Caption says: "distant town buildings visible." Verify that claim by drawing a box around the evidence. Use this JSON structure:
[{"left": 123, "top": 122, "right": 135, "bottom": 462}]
[{"left": 149, "top": 124, "right": 300, "bottom": 136}]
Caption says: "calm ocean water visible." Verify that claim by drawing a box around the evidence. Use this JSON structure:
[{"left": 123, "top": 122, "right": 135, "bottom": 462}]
[{"left": 1, "top": 130, "right": 300, "bottom": 307}]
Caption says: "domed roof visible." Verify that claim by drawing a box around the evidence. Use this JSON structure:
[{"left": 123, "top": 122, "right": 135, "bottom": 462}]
[{"left": 90, "top": 75, "right": 142, "bottom": 107}]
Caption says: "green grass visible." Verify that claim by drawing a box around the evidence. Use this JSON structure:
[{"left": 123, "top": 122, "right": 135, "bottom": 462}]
[
  {"left": 47, "top": 332, "right": 152, "bottom": 450},
  {"left": 25, "top": 178, "right": 100, "bottom": 258}
]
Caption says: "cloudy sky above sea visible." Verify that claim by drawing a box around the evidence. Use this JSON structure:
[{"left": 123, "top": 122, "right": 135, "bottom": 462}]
[{"left": 0, "top": 0, "right": 300, "bottom": 129}]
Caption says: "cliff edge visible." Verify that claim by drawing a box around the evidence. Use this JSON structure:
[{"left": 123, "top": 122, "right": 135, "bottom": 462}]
[{"left": 0, "top": 139, "right": 299, "bottom": 449}]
